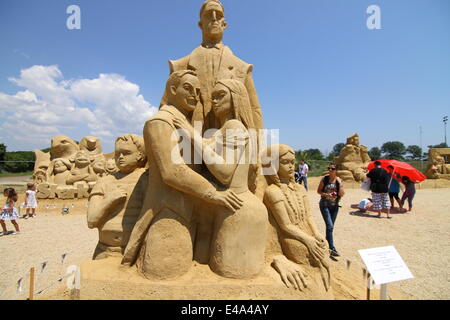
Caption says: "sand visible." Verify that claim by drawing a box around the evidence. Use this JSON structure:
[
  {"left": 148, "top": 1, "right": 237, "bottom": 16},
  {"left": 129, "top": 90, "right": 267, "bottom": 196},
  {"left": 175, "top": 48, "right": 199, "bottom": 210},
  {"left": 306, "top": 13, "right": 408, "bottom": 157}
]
[{"left": 0, "top": 179, "right": 449, "bottom": 300}]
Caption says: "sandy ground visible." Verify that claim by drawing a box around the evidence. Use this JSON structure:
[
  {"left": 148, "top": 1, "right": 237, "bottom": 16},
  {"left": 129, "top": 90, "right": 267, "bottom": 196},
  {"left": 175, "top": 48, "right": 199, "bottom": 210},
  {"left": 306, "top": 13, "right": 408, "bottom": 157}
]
[{"left": 0, "top": 178, "right": 449, "bottom": 300}]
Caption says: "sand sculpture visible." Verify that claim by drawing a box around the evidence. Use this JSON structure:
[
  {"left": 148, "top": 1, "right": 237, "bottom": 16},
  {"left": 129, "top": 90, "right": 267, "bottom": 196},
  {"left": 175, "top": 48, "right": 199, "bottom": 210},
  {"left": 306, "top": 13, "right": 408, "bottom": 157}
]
[
  {"left": 33, "top": 136, "right": 112, "bottom": 199},
  {"left": 87, "top": 134, "right": 148, "bottom": 260},
  {"left": 334, "top": 134, "right": 371, "bottom": 182},
  {"left": 82, "top": 0, "right": 335, "bottom": 298},
  {"left": 425, "top": 148, "right": 450, "bottom": 179},
  {"left": 264, "top": 144, "right": 331, "bottom": 290}
]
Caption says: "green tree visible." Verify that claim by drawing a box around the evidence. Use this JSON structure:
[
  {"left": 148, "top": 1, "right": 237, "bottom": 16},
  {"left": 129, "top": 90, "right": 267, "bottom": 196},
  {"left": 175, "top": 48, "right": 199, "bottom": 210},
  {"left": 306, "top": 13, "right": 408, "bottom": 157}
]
[
  {"left": 0, "top": 143, "right": 6, "bottom": 172},
  {"left": 303, "top": 149, "right": 324, "bottom": 161},
  {"left": 427, "top": 142, "right": 448, "bottom": 148},
  {"left": 327, "top": 143, "right": 345, "bottom": 161},
  {"left": 406, "top": 145, "right": 423, "bottom": 160},
  {"left": 381, "top": 141, "right": 406, "bottom": 160},
  {"left": 369, "top": 147, "right": 381, "bottom": 160},
  {"left": 4, "top": 151, "right": 35, "bottom": 173}
]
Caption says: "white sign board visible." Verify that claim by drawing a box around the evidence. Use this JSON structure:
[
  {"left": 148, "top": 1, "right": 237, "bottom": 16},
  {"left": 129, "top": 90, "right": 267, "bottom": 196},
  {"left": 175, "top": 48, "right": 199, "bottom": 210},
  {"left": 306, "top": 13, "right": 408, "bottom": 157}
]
[{"left": 358, "top": 246, "right": 414, "bottom": 285}]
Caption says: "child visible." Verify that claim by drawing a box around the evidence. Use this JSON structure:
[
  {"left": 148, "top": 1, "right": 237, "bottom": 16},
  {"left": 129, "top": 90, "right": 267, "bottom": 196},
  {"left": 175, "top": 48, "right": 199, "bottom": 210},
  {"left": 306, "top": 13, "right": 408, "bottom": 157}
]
[
  {"left": 358, "top": 198, "right": 373, "bottom": 213},
  {"left": 401, "top": 176, "right": 416, "bottom": 212},
  {"left": 24, "top": 182, "right": 38, "bottom": 219},
  {"left": 1, "top": 188, "right": 20, "bottom": 235}
]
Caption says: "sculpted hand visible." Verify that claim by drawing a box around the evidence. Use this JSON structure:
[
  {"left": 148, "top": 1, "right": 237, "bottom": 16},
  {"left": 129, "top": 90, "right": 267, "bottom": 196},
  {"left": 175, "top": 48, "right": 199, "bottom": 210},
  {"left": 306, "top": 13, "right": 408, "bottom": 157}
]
[
  {"left": 173, "top": 117, "right": 195, "bottom": 138},
  {"left": 207, "top": 190, "right": 243, "bottom": 213},
  {"left": 272, "top": 255, "right": 307, "bottom": 291},
  {"left": 305, "top": 236, "right": 326, "bottom": 261}
]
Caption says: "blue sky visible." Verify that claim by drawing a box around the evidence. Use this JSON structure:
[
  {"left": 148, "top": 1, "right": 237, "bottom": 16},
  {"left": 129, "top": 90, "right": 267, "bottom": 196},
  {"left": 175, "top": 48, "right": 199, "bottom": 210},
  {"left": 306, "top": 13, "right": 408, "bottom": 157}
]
[{"left": 1, "top": 0, "right": 449, "bottom": 154}]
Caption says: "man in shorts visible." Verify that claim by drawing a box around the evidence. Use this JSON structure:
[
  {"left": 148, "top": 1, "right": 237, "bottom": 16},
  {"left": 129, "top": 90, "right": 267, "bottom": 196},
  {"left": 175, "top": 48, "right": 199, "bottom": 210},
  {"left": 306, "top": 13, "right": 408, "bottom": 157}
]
[{"left": 367, "top": 161, "right": 391, "bottom": 219}]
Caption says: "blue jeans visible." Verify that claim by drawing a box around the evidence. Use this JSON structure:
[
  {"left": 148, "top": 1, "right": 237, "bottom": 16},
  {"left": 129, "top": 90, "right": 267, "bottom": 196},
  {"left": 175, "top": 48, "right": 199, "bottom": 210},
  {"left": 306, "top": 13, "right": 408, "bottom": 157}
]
[
  {"left": 319, "top": 203, "right": 339, "bottom": 251},
  {"left": 299, "top": 175, "right": 308, "bottom": 191}
]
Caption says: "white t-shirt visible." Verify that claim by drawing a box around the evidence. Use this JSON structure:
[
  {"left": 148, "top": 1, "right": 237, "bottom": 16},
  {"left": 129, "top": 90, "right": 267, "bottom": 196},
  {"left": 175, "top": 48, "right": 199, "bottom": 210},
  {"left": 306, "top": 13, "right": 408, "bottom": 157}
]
[
  {"left": 299, "top": 163, "right": 309, "bottom": 176},
  {"left": 358, "top": 199, "right": 371, "bottom": 209}
]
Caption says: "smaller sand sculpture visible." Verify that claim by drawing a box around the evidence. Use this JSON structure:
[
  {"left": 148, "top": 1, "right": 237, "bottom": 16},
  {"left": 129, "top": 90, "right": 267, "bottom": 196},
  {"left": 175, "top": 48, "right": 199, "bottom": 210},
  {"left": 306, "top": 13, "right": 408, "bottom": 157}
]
[
  {"left": 34, "top": 136, "right": 107, "bottom": 199},
  {"left": 66, "top": 150, "right": 98, "bottom": 185},
  {"left": 334, "top": 134, "right": 371, "bottom": 182},
  {"left": 87, "top": 134, "right": 148, "bottom": 260},
  {"left": 47, "top": 158, "right": 72, "bottom": 185},
  {"left": 425, "top": 148, "right": 450, "bottom": 179}
]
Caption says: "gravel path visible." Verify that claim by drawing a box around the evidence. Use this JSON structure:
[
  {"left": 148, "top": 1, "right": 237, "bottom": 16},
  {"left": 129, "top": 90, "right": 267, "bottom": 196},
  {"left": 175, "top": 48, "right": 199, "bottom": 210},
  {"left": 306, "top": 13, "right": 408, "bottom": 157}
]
[{"left": 0, "top": 186, "right": 448, "bottom": 300}]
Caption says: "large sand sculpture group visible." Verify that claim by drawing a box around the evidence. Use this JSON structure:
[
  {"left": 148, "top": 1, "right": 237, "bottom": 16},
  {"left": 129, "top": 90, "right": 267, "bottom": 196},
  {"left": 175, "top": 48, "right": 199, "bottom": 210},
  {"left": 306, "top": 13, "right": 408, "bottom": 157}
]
[{"left": 30, "top": 0, "right": 447, "bottom": 298}]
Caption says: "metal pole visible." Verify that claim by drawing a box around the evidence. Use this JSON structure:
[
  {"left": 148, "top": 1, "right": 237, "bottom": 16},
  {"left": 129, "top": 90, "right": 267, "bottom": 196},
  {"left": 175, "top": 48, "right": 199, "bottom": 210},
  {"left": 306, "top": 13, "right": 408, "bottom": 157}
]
[
  {"left": 444, "top": 116, "right": 448, "bottom": 146},
  {"left": 419, "top": 126, "right": 423, "bottom": 171}
]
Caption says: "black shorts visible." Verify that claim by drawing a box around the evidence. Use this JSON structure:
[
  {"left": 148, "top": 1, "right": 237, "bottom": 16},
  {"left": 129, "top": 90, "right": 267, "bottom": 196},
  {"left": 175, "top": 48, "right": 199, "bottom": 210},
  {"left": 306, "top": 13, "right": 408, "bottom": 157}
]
[{"left": 389, "top": 192, "right": 399, "bottom": 200}]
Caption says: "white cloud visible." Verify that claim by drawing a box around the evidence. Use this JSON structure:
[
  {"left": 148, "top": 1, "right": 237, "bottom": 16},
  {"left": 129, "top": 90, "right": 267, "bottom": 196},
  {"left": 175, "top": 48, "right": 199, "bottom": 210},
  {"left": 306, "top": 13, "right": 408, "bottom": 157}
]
[{"left": 0, "top": 65, "right": 158, "bottom": 151}]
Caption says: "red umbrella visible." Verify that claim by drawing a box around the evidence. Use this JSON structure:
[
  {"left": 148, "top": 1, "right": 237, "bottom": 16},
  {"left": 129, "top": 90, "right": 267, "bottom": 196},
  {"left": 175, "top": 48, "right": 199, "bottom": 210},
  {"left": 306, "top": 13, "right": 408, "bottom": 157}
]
[{"left": 367, "top": 159, "right": 426, "bottom": 183}]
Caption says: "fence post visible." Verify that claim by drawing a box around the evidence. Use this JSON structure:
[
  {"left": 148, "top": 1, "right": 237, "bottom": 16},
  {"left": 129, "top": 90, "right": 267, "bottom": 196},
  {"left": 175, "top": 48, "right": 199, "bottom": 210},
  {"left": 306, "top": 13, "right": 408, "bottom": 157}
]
[{"left": 28, "top": 267, "right": 35, "bottom": 300}]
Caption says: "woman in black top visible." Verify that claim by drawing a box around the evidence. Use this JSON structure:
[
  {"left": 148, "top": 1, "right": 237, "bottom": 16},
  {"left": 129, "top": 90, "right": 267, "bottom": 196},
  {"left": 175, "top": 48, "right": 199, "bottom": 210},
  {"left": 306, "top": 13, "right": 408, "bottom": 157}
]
[{"left": 317, "top": 163, "right": 345, "bottom": 257}]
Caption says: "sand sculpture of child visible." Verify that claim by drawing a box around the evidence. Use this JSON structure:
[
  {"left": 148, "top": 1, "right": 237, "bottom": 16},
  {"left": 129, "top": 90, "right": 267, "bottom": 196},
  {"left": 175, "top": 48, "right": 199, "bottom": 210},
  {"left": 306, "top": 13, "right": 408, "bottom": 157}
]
[
  {"left": 263, "top": 144, "right": 331, "bottom": 290},
  {"left": 87, "top": 134, "right": 148, "bottom": 259}
]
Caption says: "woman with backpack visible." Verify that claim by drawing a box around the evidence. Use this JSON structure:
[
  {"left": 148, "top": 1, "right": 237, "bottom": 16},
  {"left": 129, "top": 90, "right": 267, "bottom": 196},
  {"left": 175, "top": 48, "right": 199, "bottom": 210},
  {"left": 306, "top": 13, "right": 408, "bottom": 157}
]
[{"left": 317, "top": 163, "right": 345, "bottom": 258}]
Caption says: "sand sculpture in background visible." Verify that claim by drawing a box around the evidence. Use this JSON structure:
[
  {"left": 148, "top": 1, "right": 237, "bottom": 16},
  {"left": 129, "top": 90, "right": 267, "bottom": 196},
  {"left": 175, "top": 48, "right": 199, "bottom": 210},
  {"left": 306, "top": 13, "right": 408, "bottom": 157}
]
[
  {"left": 87, "top": 134, "right": 148, "bottom": 260},
  {"left": 335, "top": 134, "right": 371, "bottom": 182},
  {"left": 425, "top": 148, "right": 450, "bottom": 179},
  {"left": 66, "top": 150, "right": 98, "bottom": 185},
  {"left": 264, "top": 145, "right": 330, "bottom": 290},
  {"left": 33, "top": 136, "right": 111, "bottom": 199},
  {"left": 80, "top": 136, "right": 103, "bottom": 157}
]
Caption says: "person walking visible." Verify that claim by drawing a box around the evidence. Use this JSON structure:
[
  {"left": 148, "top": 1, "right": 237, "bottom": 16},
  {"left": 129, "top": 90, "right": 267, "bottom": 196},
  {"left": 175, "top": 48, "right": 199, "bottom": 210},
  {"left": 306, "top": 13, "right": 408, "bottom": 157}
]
[
  {"left": 317, "top": 163, "right": 345, "bottom": 258},
  {"left": 298, "top": 160, "right": 309, "bottom": 191},
  {"left": 1, "top": 188, "right": 20, "bottom": 235},
  {"left": 367, "top": 161, "right": 391, "bottom": 219},
  {"left": 400, "top": 176, "right": 416, "bottom": 212}
]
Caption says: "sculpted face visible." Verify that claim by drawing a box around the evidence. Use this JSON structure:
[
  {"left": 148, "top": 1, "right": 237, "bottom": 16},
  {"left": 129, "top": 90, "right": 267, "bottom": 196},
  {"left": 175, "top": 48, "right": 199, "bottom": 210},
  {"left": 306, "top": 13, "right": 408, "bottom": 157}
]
[
  {"left": 212, "top": 83, "right": 232, "bottom": 119},
  {"left": 278, "top": 151, "right": 296, "bottom": 182},
  {"left": 54, "top": 160, "right": 68, "bottom": 174},
  {"left": 106, "top": 159, "right": 117, "bottom": 173},
  {"left": 172, "top": 74, "right": 201, "bottom": 113},
  {"left": 74, "top": 151, "right": 91, "bottom": 167},
  {"left": 115, "top": 140, "right": 141, "bottom": 173},
  {"left": 199, "top": 1, "right": 227, "bottom": 40},
  {"left": 93, "top": 160, "right": 105, "bottom": 174}
]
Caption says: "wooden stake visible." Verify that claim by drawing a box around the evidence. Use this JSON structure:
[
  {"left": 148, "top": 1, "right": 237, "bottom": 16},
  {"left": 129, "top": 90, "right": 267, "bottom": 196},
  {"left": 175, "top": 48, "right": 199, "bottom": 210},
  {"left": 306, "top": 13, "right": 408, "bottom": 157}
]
[
  {"left": 366, "top": 273, "right": 371, "bottom": 300},
  {"left": 28, "top": 267, "right": 35, "bottom": 300}
]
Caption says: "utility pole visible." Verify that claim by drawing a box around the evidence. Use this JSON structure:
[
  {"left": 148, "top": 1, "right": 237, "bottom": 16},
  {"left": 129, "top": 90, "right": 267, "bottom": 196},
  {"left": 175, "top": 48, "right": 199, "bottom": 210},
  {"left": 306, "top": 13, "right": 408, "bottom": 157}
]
[{"left": 444, "top": 116, "right": 448, "bottom": 146}]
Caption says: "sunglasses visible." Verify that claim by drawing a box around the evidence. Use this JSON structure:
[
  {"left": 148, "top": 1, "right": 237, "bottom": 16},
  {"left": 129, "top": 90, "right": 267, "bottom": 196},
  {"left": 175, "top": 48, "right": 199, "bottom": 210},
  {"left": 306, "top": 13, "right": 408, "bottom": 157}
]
[{"left": 328, "top": 167, "right": 337, "bottom": 171}]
